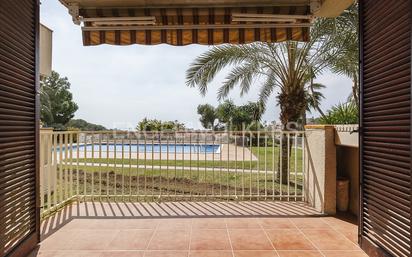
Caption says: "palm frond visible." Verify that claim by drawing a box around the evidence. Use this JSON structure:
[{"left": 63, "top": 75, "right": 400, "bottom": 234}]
[
  {"left": 258, "top": 72, "right": 277, "bottom": 106},
  {"left": 217, "top": 61, "right": 260, "bottom": 100},
  {"left": 319, "top": 102, "right": 358, "bottom": 124},
  {"left": 186, "top": 45, "right": 259, "bottom": 96}
]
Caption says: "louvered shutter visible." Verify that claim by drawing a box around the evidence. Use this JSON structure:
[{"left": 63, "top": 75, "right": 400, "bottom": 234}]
[
  {"left": 0, "top": 0, "right": 40, "bottom": 257},
  {"left": 360, "top": 0, "right": 411, "bottom": 256}
]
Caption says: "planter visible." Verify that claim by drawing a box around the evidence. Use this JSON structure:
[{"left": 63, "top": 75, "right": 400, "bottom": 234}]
[{"left": 337, "top": 178, "right": 350, "bottom": 212}]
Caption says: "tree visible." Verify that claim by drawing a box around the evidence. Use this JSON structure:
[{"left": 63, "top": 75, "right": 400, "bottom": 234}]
[
  {"left": 137, "top": 118, "right": 185, "bottom": 131},
  {"left": 322, "top": 5, "right": 359, "bottom": 107},
  {"left": 40, "top": 71, "right": 78, "bottom": 129},
  {"left": 137, "top": 118, "right": 161, "bottom": 131},
  {"left": 240, "top": 101, "right": 265, "bottom": 130},
  {"left": 303, "top": 83, "right": 326, "bottom": 125},
  {"left": 214, "top": 100, "right": 265, "bottom": 131},
  {"left": 243, "top": 101, "right": 265, "bottom": 122},
  {"left": 186, "top": 25, "right": 333, "bottom": 131},
  {"left": 215, "top": 100, "right": 237, "bottom": 127},
  {"left": 197, "top": 104, "right": 218, "bottom": 130},
  {"left": 162, "top": 120, "right": 186, "bottom": 131},
  {"left": 186, "top": 20, "right": 334, "bottom": 183},
  {"left": 197, "top": 100, "right": 265, "bottom": 131},
  {"left": 306, "top": 83, "right": 326, "bottom": 114},
  {"left": 66, "top": 119, "right": 107, "bottom": 131}
]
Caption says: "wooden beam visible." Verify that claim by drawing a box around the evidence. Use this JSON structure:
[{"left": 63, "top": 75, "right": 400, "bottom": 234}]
[
  {"left": 232, "top": 13, "right": 312, "bottom": 20},
  {"left": 82, "top": 22, "right": 312, "bottom": 31}
]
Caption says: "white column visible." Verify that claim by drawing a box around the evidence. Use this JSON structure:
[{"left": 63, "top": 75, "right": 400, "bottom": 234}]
[{"left": 304, "top": 125, "right": 337, "bottom": 214}]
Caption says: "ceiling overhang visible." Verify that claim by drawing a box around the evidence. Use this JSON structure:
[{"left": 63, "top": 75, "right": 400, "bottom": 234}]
[
  {"left": 60, "top": 0, "right": 311, "bottom": 9},
  {"left": 59, "top": 0, "right": 354, "bottom": 46}
]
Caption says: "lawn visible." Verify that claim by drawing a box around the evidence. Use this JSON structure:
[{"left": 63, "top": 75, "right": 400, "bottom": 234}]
[
  {"left": 47, "top": 146, "right": 304, "bottom": 206},
  {"left": 73, "top": 146, "right": 303, "bottom": 173}
]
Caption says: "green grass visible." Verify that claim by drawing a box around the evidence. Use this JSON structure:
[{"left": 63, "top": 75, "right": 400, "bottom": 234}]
[
  {"left": 47, "top": 146, "right": 304, "bottom": 205},
  {"left": 55, "top": 165, "right": 303, "bottom": 201},
  {"left": 73, "top": 146, "right": 303, "bottom": 173}
]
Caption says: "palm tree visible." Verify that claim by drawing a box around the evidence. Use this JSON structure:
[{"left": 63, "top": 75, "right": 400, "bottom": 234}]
[
  {"left": 319, "top": 102, "right": 358, "bottom": 125},
  {"left": 303, "top": 83, "right": 326, "bottom": 126},
  {"left": 244, "top": 101, "right": 265, "bottom": 123},
  {"left": 186, "top": 25, "right": 334, "bottom": 129},
  {"left": 322, "top": 5, "right": 359, "bottom": 107},
  {"left": 197, "top": 104, "right": 218, "bottom": 130},
  {"left": 186, "top": 21, "right": 334, "bottom": 183}
]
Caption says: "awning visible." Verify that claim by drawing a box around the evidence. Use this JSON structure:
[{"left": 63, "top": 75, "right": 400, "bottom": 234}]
[{"left": 60, "top": 0, "right": 354, "bottom": 46}]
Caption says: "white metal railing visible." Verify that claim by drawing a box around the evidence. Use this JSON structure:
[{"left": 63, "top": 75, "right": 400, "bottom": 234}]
[{"left": 40, "top": 129, "right": 305, "bottom": 216}]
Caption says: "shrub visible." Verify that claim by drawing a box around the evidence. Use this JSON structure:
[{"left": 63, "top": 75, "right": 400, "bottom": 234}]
[{"left": 319, "top": 102, "right": 358, "bottom": 124}]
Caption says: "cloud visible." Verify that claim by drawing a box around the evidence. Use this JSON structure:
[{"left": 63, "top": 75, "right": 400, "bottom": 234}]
[{"left": 40, "top": 1, "right": 352, "bottom": 130}]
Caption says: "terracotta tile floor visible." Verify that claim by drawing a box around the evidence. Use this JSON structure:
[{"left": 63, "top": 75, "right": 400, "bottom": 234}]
[{"left": 30, "top": 202, "right": 367, "bottom": 257}]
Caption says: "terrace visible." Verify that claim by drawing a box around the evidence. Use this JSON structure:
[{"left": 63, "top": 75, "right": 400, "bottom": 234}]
[
  {"left": 2, "top": 1, "right": 410, "bottom": 257},
  {"left": 30, "top": 205, "right": 362, "bottom": 257},
  {"left": 30, "top": 127, "right": 363, "bottom": 256}
]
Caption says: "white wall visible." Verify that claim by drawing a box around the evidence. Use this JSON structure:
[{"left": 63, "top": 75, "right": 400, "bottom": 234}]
[{"left": 40, "top": 24, "right": 53, "bottom": 77}]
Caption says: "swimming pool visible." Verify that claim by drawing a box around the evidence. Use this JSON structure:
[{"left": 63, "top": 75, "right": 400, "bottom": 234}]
[{"left": 67, "top": 144, "right": 221, "bottom": 154}]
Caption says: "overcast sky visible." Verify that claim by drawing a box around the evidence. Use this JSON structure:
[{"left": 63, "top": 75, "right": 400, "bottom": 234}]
[{"left": 40, "top": 1, "right": 352, "bottom": 130}]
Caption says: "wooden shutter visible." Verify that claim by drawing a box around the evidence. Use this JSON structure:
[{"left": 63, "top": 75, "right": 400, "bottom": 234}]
[
  {"left": 0, "top": 0, "right": 40, "bottom": 257},
  {"left": 360, "top": 0, "right": 412, "bottom": 256}
]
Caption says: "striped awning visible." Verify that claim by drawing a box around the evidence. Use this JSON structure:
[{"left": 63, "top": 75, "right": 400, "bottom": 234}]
[{"left": 79, "top": 5, "right": 311, "bottom": 46}]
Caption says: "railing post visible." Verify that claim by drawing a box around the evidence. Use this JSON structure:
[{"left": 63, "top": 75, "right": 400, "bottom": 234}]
[
  {"left": 39, "top": 128, "right": 53, "bottom": 215},
  {"left": 304, "top": 125, "right": 337, "bottom": 214}
]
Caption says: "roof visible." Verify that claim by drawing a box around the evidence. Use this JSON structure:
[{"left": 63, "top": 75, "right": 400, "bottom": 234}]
[{"left": 59, "top": 0, "right": 354, "bottom": 46}]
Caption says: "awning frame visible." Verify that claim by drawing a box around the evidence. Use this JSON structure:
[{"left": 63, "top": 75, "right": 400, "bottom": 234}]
[
  {"left": 82, "top": 23, "right": 313, "bottom": 32},
  {"left": 65, "top": 1, "right": 319, "bottom": 25},
  {"left": 61, "top": 0, "right": 353, "bottom": 46}
]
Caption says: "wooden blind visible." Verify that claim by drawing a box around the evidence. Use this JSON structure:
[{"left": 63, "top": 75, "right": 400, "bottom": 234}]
[
  {"left": 360, "top": 0, "right": 411, "bottom": 256},
  {"left": 0, "top": 0, "right": 40, "bottom": 256}
]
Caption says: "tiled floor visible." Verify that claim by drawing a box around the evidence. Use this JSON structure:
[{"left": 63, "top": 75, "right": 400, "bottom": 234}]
[
  {"left": 40, "top": 201, "right": 322, "bottom": 218},
  {"left": 30, "top": 202, "right": 366, "bottom": 257}
]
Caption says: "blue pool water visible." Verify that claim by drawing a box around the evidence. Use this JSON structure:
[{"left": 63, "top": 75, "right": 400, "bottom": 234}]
[{"left": 67, "top": 144, "right": 221, "bottom": 154}]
